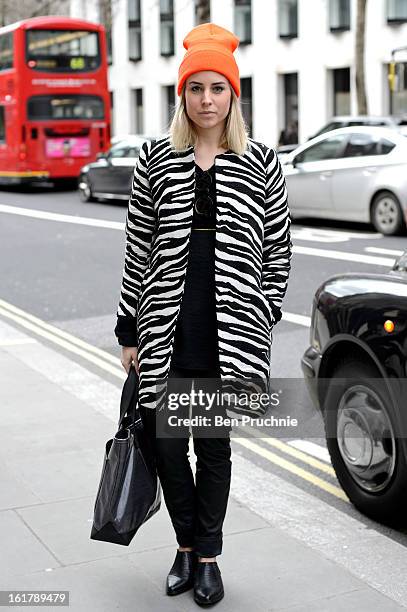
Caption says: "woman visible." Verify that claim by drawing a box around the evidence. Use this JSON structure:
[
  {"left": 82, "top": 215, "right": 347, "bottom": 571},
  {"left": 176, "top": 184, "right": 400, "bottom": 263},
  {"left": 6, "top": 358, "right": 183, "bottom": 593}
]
[{"left": 115, "top": 22, "right": 292, "bottom": 606}]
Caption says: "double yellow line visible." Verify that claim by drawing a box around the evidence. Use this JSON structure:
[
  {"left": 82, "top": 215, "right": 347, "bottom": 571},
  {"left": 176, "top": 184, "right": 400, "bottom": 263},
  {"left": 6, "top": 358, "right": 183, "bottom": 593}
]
[
  {"left": 0, "top": 298, "right": 125, "bottom": 379},
  {"left": 233, "top": 435, "right": 349, "bottom": 502},
  {"left": 0, "top": 297, "right": 348, "bottom": 503}
]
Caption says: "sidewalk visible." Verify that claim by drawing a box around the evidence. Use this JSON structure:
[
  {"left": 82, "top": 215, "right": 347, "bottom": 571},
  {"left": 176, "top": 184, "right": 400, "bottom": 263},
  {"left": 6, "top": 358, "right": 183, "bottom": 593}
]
[{"left": 0, "top": 317, "right": 405, "bottom": 612}]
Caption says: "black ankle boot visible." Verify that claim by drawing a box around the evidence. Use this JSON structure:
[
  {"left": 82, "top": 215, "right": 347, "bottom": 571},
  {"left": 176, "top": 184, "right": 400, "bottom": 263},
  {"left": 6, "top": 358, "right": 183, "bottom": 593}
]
[
  {"left": 166, "top": 550, "right": 197, "bottom": 596},
  {"left": 194, "top": 561, "right": 224, "bottom": 606}
]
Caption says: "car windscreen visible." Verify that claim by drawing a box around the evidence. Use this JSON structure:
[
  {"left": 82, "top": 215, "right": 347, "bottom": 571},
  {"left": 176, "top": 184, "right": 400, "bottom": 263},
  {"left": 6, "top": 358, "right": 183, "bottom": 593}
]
[
  {"left": 26, "top": 29, "right": 100, "bottom": 72},
  {"left": 27, "top": 95, "right": 104, "bottom": 120}
]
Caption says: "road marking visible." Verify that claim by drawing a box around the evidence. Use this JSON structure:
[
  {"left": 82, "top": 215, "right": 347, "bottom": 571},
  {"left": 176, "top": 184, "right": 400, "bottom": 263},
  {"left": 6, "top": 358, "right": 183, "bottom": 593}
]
[
  {"left": 294, "top": 226, "right": 383, "bottom": 240},
  {"left": 0, "top": 298, "right": 125, "bottom": 379},
  {"left": 292, "top": 227, "right": 382, "bottom": 243},
  {"left": 0, "top": 297, "right": 309, "bottom": 383},
  {"left": 293, "top": 245, "right": 395, "bottom": 267},
  {"left": 0, "top": 204, "right": 396, "bottom": 268},
  {"left": 0, "top": 204, "right": 124, "bottom": 230},
  {"left": 233, "top": 436, "right": 348, "bottom": 501},
  {"left": 241, "top": 433, "right": 335, "bottom": 476},
  {"left": 287, "top": 439, "right": 331, "bottom": 463},
  {"left": 281, "top": 311, "right": 311, "bottom": 327},
  {"left": 365, "top": 246, "right": 404, "bottom": 257}
]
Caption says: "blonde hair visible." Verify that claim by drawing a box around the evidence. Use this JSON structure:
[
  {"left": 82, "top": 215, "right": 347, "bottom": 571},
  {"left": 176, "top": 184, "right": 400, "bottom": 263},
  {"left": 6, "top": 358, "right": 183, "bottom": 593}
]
[{"left": 167, "top": 82, "right": 250, "bottom": 156}]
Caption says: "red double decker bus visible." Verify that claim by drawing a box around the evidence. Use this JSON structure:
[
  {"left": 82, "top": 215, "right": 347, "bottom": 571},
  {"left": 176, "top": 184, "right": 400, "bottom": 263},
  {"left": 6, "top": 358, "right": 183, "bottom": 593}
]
[{"left": 0, "top": 16, "right": 111, "bottom": 184}]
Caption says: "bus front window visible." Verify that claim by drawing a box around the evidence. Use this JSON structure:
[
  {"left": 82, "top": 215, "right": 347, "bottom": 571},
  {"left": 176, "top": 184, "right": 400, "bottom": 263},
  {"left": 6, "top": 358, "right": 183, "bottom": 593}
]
[{"left": 26, "top": 29, "right": 100, "bottom": 72}]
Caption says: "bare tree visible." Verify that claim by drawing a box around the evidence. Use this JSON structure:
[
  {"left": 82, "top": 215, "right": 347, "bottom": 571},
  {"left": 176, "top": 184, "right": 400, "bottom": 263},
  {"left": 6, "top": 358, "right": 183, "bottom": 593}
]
[
  {"left": 0, "top": 0, "right": 69, "bottom": 26},
  {"left": 355, "top": 0, "right": 368, "bottom": 114}
]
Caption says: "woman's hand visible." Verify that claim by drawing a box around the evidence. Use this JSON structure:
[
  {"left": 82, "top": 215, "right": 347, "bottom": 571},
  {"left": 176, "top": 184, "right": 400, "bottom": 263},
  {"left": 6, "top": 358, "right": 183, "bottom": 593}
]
[{"left": 121, "top": 346, "right": 139, "bottom": 375}]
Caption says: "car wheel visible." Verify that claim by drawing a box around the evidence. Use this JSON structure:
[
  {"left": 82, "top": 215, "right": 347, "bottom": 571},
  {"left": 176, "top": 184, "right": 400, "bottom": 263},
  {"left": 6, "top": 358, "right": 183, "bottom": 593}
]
[
  {"left": 79, "top": 175, "right": 96, "bottom": 203},
  {"left": 371, "top": 191, "right": 405, "bottom": 235},
  {"left": 323, "top": 359, "right": 407, "bottom": 526}
]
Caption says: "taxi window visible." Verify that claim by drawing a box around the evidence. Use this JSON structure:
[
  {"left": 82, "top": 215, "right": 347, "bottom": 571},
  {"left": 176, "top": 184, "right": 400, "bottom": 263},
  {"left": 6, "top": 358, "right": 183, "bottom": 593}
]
[
  {"left": 109, "top": 144, "right": 129, "bottom": 158},
  {"left": 126, "top": 147, "right": 140, "bottom": 157}
]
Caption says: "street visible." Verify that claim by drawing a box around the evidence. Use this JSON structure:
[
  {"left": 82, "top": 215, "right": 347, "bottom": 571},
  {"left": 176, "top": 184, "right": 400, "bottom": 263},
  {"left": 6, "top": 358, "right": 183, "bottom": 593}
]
[{"left": 1, "top": 184, "right": 407, "bottom": 610}]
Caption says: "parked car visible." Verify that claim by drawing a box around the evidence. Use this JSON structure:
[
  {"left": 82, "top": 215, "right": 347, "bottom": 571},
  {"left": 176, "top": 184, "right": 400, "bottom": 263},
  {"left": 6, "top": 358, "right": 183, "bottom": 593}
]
[
  {"left": 78, "top": 136, "right": 156, "bottom": 203},
  {"left": 301, "top": 251, "right": 407, "bottom": 526},
  {"left": 110, "top": 133, "right": 159, "bottom": 146},
  {"left": 308, "top": 115, "right": 407, "bottom": 141},
  {"left": 282, "top": 126, "right": 407, "bottom": 235}
]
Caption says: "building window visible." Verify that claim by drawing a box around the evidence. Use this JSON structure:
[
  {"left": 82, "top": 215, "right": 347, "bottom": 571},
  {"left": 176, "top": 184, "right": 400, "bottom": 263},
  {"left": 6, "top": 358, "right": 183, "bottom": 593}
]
[
  {"left": 234, "top": 0, "right": 252, "bottom": 45},
  {"left": 388, "top": 62, "right": 407, "bottom": 114},
  {"left": 278, "top": 73, "right": 298, "bottom": 145},
  {"left": 99, "top": 0, "right": 113, "bottom": 65},
  {"left": 0, "top": 33, "right": 13, "bottom": 71},
  {"left": 333, "top": 67, "right": 350, "bottom": 114},
  {"left": 278, "top": 0, "right": 298, "bottom": 39},
  {"left": 128, "top": 0, "right": 142, "bottom": 61},
  {"left": 387, "top": 0, "right": 407, "bottom": 23},
  {"left": 194, "top": 0, "right": 210, "bottom": 25},
  {"left": 329, "top": 0, "right": 350, "bottom": 32},
  {"left": 160, "top": 0, "right": 175, "bottom": 56},
  {"left": 131, "top": 88, "right": 143, "bottom": 133},
  {"left": 240, "top": 77, "right": 253, "bottom": 136},
  {"left": 163, "top": 84, "right": 176, "bottom": 129}
]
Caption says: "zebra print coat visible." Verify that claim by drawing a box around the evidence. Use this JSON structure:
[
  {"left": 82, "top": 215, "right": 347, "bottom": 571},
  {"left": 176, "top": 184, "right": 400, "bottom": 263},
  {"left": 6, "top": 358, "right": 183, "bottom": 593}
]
[{"left": 115, "top": 135, "right": 292, "bottom": 416}]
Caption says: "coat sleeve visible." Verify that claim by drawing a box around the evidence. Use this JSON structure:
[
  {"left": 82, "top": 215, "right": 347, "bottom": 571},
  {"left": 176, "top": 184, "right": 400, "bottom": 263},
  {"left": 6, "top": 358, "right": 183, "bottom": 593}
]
[
  {"left": 114, "top": 139, "right": 156, "bottom": 347},
  {"left": 261, "top": 147, "right": 293, "bottom": 324}
]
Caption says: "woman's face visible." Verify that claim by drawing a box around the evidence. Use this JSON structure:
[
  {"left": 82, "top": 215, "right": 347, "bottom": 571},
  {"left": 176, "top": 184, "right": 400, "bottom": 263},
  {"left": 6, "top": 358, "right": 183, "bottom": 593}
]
[{"left": 184, "top": 71, "right": 232, "bottom": 131}]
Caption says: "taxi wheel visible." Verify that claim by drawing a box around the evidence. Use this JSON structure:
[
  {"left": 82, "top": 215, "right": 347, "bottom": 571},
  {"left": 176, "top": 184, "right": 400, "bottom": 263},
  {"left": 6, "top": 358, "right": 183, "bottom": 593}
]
[
  {"left": 323, "top": 359, "right": 407, "bottom": 527},
  {"left": 79, "top": 176, "right": 96, "bottom": 203},
  {"left": 371, "top": 191, "right": 405, "bottom": 236}
]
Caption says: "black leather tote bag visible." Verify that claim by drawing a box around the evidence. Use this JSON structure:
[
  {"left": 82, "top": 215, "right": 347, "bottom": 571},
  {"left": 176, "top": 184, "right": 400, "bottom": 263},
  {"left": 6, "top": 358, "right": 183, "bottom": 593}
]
[{"left": 90, "top": 365, "right": 161, "bottom": 545}]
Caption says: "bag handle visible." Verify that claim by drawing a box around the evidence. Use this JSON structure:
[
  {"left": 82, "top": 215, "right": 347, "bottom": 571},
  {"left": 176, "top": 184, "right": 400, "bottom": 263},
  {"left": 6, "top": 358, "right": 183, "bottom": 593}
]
[{"left": 118, "top": 365, "right": 142, "bottom": 429}]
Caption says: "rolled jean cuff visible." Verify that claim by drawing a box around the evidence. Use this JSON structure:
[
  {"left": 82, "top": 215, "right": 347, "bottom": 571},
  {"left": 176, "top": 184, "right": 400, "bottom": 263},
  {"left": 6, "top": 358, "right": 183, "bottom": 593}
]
[{"left": 193, "top": 536, "right": 223, "bottom": 558}]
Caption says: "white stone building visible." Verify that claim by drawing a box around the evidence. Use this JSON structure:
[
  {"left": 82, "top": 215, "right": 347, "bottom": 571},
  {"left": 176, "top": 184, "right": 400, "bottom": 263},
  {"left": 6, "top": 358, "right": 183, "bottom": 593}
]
[{"left": 69, "top": 0, "right": 407, "bottom": 148}]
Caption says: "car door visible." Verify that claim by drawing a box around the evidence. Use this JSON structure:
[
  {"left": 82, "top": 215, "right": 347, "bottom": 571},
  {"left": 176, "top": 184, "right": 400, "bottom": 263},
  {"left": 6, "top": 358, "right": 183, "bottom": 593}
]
[
  {"left": 331, "top": 133, "right": 396, "bottom": 221},
  {"left": 89, "top": 142, "right": 130, "bottom": 194},
  {"left": 284, "top": 133, "right": 349, "bottom": 216},
  {"left": 112, "top": 145, "right": 140, "bottom": 196},
  {"left": 103, "top": 143, "right": 134, "bottom": 195}
]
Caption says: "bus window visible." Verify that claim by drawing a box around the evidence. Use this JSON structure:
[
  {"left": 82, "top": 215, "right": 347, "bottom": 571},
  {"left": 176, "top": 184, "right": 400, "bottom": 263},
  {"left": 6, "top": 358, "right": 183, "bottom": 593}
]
[
  {"left": 0, "top": 32, "right": 13, "bottom": 71},
  {"left": 26, "top": 29, "right": 100, "bottom": 72},
  {"left": 0, "top": 107, "right": 5, "bottom": 142},
  {"left": 27, "top": 95, "right": 104, "bottom": 120}
]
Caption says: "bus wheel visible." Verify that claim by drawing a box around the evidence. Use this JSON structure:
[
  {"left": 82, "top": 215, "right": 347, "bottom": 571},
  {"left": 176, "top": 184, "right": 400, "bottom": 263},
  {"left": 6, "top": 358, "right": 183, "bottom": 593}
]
[{"left": 79, "top": 176, "right": 96, "bottom": 203}]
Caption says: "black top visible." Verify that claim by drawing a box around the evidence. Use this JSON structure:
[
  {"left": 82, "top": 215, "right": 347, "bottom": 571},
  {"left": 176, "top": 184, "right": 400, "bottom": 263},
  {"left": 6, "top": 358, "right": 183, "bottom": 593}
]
[{"left": 170, "top": 162, "right": 219, "bottom": 370}]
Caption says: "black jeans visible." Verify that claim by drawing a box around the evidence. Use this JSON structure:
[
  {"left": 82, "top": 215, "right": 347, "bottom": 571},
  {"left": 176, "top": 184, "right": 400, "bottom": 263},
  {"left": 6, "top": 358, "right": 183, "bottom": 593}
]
[{"left": 140, "top": 363, "right": 232, "bottom": 558}]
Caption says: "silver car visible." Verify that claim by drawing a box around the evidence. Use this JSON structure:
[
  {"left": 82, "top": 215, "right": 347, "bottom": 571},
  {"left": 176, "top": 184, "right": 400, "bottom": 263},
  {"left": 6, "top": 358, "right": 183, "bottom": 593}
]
[{"left": 282, "top": 126, "right": 407, "bottom": 235}]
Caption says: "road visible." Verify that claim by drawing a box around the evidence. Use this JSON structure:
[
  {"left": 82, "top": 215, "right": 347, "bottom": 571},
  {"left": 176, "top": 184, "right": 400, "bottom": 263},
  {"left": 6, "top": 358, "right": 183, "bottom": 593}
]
[{"left": 1, "top": 183, "right": 407, "bottom": 606}]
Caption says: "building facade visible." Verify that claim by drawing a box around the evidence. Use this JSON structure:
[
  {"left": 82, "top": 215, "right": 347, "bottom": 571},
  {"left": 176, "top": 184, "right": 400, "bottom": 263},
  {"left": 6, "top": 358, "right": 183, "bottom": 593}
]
[{"left": 70, "top": 0, "right": 407, "bottom": 148}]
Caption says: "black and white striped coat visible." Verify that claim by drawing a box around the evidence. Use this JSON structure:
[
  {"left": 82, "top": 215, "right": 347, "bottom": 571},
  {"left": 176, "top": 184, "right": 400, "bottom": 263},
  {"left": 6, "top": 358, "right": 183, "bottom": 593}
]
[{"left": 115, "top": 135, "right": 292, "bottom": 415}]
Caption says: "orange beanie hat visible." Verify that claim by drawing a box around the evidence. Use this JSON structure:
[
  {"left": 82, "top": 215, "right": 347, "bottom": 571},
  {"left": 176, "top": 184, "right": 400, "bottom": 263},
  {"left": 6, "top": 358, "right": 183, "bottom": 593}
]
[{"left": 177, "top": 23, "right": 240, "bottom": 98}]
